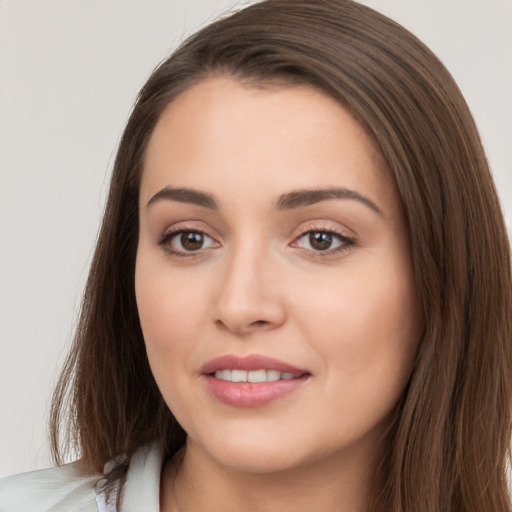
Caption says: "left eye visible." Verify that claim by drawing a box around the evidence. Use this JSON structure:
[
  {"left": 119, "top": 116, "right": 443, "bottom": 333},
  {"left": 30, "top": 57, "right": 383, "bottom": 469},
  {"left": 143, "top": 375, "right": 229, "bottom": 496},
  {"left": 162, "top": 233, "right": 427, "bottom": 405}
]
[
  {"left": 161, "top": 230, "right": 217, "bottom": 253},
  {"left": 295, "top": 230, "right": 351, "bottom": 252}
]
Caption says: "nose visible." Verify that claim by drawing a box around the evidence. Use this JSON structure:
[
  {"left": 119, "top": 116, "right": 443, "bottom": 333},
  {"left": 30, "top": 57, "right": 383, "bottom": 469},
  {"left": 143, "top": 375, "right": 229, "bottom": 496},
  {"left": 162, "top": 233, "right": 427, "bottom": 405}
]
[{"left": 212, "top": 244, "right": 286, "bottom": 336}]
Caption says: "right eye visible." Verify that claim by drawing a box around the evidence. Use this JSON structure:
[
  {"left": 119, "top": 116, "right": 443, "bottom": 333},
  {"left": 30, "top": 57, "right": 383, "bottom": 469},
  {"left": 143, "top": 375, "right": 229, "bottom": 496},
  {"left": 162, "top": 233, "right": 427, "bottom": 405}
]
[{"left": 158, "top": 230, "right": 219, "bottom": 256}]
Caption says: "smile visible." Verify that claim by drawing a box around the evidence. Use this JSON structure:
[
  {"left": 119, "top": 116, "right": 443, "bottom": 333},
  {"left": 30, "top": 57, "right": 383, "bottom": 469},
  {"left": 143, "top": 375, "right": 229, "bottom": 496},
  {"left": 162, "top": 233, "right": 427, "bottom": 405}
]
[
  {"left": 201, "top": 354, "right": 310, "bottom": 407},
  {"left": 213, "top": 369, "right": 303, "bottom": 382}
]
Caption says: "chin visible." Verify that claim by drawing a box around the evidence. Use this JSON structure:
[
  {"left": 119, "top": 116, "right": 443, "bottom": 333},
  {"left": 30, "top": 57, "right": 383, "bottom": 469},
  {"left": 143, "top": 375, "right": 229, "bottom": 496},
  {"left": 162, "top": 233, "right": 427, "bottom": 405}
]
[
  {"left": 210, "top": 447, "right": 307, "bottom": 475},
  {"left": 190, "top": 430, "right": 314, "bottom": 474}
]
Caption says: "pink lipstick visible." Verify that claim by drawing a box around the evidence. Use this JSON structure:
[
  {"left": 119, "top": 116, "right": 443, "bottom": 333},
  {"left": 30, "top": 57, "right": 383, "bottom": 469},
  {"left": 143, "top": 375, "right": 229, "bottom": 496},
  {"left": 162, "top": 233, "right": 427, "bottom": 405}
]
[{"left": 201, "top": 354, "right": 310, "bottom": 407}]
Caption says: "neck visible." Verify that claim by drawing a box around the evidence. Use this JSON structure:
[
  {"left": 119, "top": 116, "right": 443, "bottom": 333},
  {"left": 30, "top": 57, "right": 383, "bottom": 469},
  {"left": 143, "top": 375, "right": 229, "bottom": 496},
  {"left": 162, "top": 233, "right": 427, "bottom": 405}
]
[{"left": 161, "top": 439, "right": 382, "bottom": 512}]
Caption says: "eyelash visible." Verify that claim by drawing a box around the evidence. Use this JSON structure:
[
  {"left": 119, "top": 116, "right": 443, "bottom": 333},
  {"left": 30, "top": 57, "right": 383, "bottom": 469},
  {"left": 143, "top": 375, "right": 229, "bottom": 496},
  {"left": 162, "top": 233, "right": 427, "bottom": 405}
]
[
  {"left": 157, "top": 225, "right": 355, "bottom": 258},
  {"left": 157, "top": 228, "right": 218, "bottom": 258},
  {"left": 292, "top": 226, "right": 355, "bottom": 257}
]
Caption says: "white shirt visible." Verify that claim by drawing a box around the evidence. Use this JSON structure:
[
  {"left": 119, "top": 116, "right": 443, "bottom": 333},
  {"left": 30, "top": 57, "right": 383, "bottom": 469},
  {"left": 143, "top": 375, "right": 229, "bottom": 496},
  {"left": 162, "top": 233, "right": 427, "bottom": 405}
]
[{"left": 0, "top": 442, "right": 163, "bottom": 512}]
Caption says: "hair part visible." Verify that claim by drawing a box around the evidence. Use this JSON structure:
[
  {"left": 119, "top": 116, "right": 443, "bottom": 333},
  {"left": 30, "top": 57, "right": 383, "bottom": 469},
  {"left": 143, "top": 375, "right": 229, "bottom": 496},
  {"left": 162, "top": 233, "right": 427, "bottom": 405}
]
[{"left": 50, "top": 1, "right": 512, "bottom": 510}]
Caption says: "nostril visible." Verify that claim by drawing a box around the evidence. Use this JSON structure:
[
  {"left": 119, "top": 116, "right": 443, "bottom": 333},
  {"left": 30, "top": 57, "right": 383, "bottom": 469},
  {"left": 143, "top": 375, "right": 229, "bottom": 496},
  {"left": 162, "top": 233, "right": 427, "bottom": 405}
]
[
  {"left": 246, "top": 320, "right": 274, "bottom": 331},
  {"left": 214, "top": 317, "right": 272, "bottom": 335}
]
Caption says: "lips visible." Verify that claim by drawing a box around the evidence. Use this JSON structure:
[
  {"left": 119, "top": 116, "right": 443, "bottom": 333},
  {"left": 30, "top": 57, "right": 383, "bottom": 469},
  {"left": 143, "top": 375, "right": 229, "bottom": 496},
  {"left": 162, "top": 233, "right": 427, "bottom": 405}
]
[
  {"left": 200, "top": 354, "right": 311, "bottom": 407},
  {"left": 200, "top": 354, "right": 308, "bottom": 375}
]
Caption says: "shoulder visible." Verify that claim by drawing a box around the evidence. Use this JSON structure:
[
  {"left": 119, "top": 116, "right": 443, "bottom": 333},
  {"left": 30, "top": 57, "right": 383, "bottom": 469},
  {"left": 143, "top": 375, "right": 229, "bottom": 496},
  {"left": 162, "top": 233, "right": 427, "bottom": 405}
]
[
  {"left": 0, "top": 461, "right": 100, "bottom": 512},
  {"left": 0, "top": 442, "right": 164, "bottom": 512}
]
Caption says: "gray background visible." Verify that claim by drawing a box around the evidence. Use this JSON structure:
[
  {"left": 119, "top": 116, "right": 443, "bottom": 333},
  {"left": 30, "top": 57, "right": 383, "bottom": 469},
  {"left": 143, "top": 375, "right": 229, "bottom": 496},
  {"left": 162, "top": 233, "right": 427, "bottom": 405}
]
[{"left": 1, "top": 0, "right": 511, "bottom": 477}]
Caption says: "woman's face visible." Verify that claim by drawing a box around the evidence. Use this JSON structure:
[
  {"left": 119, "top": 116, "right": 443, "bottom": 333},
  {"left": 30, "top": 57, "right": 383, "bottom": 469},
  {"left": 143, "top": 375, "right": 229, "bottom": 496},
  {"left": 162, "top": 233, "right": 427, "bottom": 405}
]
[{"left": 135, "top": 78, "right": 422, "bottom": 473}]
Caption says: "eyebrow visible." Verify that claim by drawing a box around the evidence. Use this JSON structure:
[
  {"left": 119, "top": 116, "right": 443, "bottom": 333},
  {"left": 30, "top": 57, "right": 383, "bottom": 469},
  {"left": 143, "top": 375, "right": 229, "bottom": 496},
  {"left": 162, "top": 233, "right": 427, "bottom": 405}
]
[
  {"left": 146, "top": 187, "right": 218, "bottom": 210},
  {"left": 276, "top": 188, "right": 383, "bottom": 215},
  {"left": 146, "top": 186, "right": 382, "bottom": 216}
]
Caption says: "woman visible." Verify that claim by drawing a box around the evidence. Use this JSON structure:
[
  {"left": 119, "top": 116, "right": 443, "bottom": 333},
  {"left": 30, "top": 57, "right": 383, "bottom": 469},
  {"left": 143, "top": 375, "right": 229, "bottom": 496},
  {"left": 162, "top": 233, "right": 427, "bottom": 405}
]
[{"left": 1, "top": 1, "right": 511, "bottom": 511}]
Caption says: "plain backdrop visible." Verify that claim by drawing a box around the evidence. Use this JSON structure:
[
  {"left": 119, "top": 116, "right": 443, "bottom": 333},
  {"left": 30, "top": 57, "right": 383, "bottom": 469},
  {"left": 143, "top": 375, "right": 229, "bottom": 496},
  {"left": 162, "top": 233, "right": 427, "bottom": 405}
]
[{"left": 1, "top": 0, "right": 511, "bottom": 478}]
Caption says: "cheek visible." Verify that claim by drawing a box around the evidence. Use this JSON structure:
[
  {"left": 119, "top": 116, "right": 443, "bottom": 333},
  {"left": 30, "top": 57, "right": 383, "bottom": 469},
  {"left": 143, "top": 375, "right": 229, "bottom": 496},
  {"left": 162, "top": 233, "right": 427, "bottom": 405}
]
[
  {"left": 135, "top": 261, "right": 212, "bottom": 428},
  {"left": 293, "top": 256, "right": 421, "bottom": 406},
  {"left": 134, "top": 253, "right": 207, "bottom": 377}
]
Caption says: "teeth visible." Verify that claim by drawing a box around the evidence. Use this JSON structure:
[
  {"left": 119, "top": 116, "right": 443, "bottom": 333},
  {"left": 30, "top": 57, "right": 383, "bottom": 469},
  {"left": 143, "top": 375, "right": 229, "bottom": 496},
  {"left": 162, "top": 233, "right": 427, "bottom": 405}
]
[
  {"left": 247, "top": 369, "right": 266, "bottom": 383},
  {"left": 219, "top": 369, "right": 231, "bottom": 381},
  {"left": 231, "top": 370, "right": 247, "bottom": 382},
  {"left": 213, "top": 369, "right": 301, "bottom": 382},
  {"left": 266, "top": 370, "right": 280, "bottom": 381}
]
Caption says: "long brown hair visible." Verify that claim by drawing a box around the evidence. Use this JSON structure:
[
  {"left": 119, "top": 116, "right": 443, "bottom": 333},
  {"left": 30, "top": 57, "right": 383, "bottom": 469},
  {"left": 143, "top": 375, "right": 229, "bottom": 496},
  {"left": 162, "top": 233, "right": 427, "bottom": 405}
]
[{"left": 50, "top": 1, "right": 512, "bottom": 510}]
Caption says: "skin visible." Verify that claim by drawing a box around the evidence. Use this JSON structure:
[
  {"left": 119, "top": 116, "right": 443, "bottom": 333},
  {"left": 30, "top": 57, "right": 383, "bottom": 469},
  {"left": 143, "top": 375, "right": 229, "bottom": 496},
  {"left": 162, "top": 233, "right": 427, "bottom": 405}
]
[{"left": 135, "top": 77, "right": 423, "bottom": 512}]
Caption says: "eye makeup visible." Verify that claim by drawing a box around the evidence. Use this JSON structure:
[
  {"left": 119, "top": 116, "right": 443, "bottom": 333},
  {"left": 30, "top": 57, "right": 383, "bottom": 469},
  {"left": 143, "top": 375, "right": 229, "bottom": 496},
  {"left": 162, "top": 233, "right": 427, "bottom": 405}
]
[{"left": 156, "top": 221, "right": 356, "bottom": 260}]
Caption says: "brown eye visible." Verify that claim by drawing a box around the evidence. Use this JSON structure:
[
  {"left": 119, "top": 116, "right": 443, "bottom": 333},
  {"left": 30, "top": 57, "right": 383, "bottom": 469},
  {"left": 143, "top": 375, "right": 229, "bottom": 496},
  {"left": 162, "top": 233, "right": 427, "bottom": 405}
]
[
  {"left": 180, "top": 232, "right": 205, "bottom": 251},
  {"left": 159, "top": 229, "right": 218, "bottom": 255},
  {"left": 293, "top": 229, "right": 354, "bottom": 254},
  {"left": 309, "top": 232, "right": 334, "bottom": 251}
]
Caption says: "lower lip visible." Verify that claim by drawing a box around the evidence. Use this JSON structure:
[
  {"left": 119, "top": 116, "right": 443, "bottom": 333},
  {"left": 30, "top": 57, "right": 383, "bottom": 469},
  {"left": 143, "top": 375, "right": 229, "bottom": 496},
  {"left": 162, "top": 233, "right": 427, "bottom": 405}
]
[{"left": 203, "top": 375, "right": 309, "bottom": 407}]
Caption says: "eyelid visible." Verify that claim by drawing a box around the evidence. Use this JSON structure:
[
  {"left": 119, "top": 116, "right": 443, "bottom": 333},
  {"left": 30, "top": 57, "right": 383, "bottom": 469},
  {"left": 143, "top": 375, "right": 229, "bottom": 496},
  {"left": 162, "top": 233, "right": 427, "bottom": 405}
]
[
  {"left": 290, "top": 221, "right": 356, "bottom": 256},
  {"left": 156, "top": 222, "right": 221, "bottom": 257},
  {"left": 155, "top": 220, "right": 355, "bottom": 258}
]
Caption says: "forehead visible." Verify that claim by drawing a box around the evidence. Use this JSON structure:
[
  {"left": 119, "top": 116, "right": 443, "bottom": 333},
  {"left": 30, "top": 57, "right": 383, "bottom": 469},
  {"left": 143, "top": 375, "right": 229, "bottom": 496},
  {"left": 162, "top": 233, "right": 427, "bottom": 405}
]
[{"left": 141, "top": 77, "right": 397, "bottom": 213}]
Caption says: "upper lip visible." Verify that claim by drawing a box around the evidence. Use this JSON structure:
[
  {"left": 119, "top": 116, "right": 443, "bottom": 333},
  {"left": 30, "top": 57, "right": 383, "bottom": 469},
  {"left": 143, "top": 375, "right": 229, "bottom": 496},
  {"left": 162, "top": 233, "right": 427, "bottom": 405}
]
[{"left": 200, "top": 354, "right": 309, "bottom": 375}]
